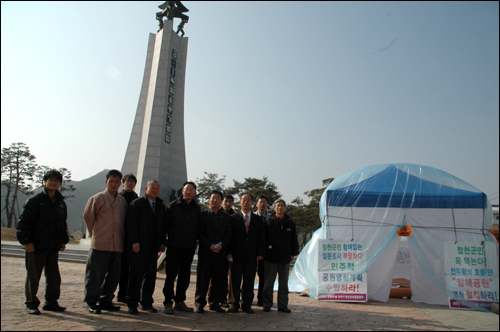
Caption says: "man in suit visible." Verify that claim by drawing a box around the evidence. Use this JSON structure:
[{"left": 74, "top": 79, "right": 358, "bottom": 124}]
[
  {"left": 254, "top": 194, "right": 270, "bottom": 307},
  {"left": 117, "top": 173, "right": 139, "bottom": 304},
  {"left": 194, "top": 190, "right": 231, "bottom": 313},
  {"left": 227, "top": 193, "right": 265, "bottom": 314},
  {"left": 219, "top": 194, "right": 235, "bottom": 308},
  {"left": 125, "top": 180, "right": 166, "bottom": 315}
]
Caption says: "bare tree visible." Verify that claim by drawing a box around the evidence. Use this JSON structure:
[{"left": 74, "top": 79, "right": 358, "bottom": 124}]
[{"left": 1, "top": 143, "right": 38, "bottom": 228}]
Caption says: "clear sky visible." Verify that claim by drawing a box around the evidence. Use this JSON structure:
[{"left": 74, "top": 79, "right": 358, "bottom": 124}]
[{"left": 1, "top": 1, "right": 499, "bottom": 205}]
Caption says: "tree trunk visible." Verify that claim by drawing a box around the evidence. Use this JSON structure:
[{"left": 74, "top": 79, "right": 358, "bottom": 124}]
[
  {"left": 4, "top": 190, "right": 11, "bottom": 228},
  {"left": 4, "top": 166, "right": 14, "bottom": 228},
  {"left": 7, "top": 154, "right": 21, "bottom": 229},
  {"left": 7, "top": 195, "right": 17, "bottom": 229}
]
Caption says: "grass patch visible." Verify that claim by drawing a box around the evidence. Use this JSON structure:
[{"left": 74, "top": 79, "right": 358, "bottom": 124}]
[{"left": 1, "top": 227, "right": 17, "bottom": 241}]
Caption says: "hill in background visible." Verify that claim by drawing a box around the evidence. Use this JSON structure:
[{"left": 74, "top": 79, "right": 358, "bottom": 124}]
[{"left": 1, "top": 169, "right": 110, "bottom": 234}]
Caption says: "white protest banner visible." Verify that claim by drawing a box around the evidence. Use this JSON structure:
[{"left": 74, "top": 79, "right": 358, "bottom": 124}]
[
  {"left": 444, "top": 241, "right": 499, "bottom": 310},
  {"left": 317, "top": 239, "right": 367, "bottom": 302}
]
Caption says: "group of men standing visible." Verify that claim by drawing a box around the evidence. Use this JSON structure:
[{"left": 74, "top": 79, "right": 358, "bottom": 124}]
[{"left": 16, "top": 169, "right": 299, "bottom": 316}]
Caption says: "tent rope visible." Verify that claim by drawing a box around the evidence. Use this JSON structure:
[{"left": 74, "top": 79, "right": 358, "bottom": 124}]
[
  {"left": 326, "top": 214, "right": 490, "bottom": 235},
  {"left": 452, "top": 208, "right": 458, "bottom": 244},
  {"left": 481, "top": 194, "right": 486, "bottom": 244},
  {"left": 350, "top": 207, "right": 354, "bottom": 241}
]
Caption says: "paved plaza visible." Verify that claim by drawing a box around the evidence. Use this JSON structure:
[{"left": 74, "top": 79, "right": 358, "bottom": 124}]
[{"left": 1, "top": 255, "right": 498, "bottom": 331}]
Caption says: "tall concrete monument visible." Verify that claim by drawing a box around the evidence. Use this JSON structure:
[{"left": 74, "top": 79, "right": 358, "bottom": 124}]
[{"left": 122, "top": 2, "right": 189, "bottom": 201}]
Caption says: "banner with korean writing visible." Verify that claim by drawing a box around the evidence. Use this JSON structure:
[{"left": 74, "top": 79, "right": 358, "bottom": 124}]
[
  {"left": 317, "top": 239, "right": 367, "bottom": 302},
  {"left": 444, "top": 241, "right": 499, "bottom": 310}
]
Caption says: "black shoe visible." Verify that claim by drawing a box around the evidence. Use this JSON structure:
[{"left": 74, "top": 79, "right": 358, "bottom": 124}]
[
  {"left": 128, "top": 307, "right": 139, "bottom": 315},
  {"left": 210, "top": 304, "right": 226, "bottom": 313},
  {"left": 98, "top": 302, "right": 120, "bottom": 311},
  {"left": 140, "top": 305, "right": 158, "bottom": 313},
  {"left": 278, "top": 306, "right": 291, "bottom": 313},
  {"left": 228, "top": 305, "right": 239, "bottom": 313},
  {"left": 42, "top": 302, "right": 66, "bottom": 312},
  {"left": 174, "top": 301, "right": 193, "bottom": 312},
  {"left": 163, "top": 303, "right": 174, "bottom": 315},
  {"left": 25, "top": 307, "right": 41, "bottom": 315},
  {"left": 86, "top": 303, "right": 101, "bottom": 314},
  {"left": 263, "top": 307, "right": 271, "bottom": 312},
  {"left": 196, "top": 306, "right": 204, "bottom": 313},
  {"left": 220, "top": 301, "right": 229, "bottom": 308},
  {"left": 242, "top": 306, "right": 255, "bottom": 314}
]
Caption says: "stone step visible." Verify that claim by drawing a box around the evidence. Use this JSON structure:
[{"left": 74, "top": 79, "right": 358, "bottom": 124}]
[
  {"left": 1, "top": 242, "right": 199, "bottom": 271},
  {"left": 2, "top": 242, "right": 293, "bottom": 273},
  {"left": 1, "top": 242, "right": 89, "bottom": 264}
]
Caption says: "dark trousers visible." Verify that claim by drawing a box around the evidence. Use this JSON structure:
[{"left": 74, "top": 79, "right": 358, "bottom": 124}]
[
  {"left": 263, "top": 261, "right": 290, "bottom": 309},
  {"left": 195, "top": 252, "right": 225, "bottom": 307},
  {"left": 209, "top": 258, "right": 233, "bottom": 304},
  {"left": 24, "top": 250, "right": 61, "bottom": 308},
  {"left": 83, "top": 249, "right": 121, "bottom": 304},
  {"left": 230, "top": 257, "right": 257, "bottom": 308},
  {"left": 126, "top": 251, "right": 158, "bottom": 308},
  {"left": 117, "top": 249, "right": 130, "bottom": 301},
  {"left": 162, "top": 247, "right": 195, "bottom": 305},
  {"left": 257, "top": 260, "right": 265, "bottom": 304}
]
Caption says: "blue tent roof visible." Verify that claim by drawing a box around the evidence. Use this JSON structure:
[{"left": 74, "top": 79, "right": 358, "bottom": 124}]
[{"left": 324, "top": 164, "right": 485, "bottom": 209}]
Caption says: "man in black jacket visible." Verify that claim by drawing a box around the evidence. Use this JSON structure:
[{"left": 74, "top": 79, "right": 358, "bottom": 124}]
[
  {"left": 194, "top": 190, "right": 231, "bottom": 313},
  {"left": 17, "top": 169, "right": 70, "bottom": 315},
  {"left": 162, "top": 181, "right": 201, "bottom": 314},
  {"left": 221, "top": 194, "right": 235, "bottom": 215},
  {"left": 227, "top": 193, "right": 265, "bottom": 314},
  {"left": 125, "top": 180, "right": 166, "bottom": 315},
  {"left": 219, "top": 194, "right": 235, "bottom": 308},
  {"left": 117, "top": 173, "right": 139, "bottom": 303},
  {"left": 262, "top": 198, "right": 299, "bottom": 313},
  {"left": 254, "top": 194, "right": 270, "bottom": 307}
]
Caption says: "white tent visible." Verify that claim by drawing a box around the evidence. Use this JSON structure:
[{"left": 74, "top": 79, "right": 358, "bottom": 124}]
[{"left": 290, "top": 163, "right": 499, "bottom": 306}]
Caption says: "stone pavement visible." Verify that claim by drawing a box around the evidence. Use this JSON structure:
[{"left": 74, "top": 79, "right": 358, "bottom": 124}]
[{"left": 1, "top": 256, "right": 498, "bottom": 331}]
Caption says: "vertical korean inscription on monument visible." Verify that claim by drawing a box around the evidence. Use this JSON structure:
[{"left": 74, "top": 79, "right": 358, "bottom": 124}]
[{"left": 166, "top": 48, "right": 178, "bottom": 144}]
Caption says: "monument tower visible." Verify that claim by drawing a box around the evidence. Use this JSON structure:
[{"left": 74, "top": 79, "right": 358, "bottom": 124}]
[{"left": 122, "top": 1, "right": 189, "bottom": 201}]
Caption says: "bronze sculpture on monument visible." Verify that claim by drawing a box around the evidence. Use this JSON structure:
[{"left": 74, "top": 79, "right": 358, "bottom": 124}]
[{"left": 156, "top": 1, "right": 189, "bottom": 33}]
